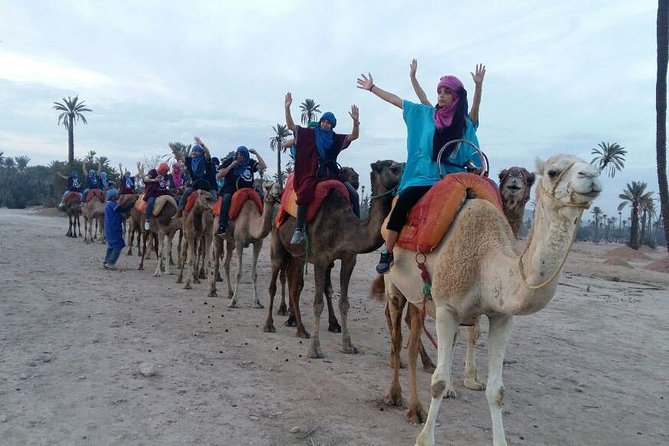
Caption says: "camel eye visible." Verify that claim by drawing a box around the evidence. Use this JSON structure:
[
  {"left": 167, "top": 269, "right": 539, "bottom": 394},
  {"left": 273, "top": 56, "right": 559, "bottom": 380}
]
[{"left": 547, "top": 169, "right": 559, "bottom": 179}]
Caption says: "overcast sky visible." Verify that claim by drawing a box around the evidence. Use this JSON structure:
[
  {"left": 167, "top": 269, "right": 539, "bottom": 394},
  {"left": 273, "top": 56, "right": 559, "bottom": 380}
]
[{"left": 0, "top": 0, "right": 662, "bottom": 220}]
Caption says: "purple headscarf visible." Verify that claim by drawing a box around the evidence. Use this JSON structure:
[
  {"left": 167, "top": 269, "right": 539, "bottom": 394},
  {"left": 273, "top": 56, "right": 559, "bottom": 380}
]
[{"left": 434, "top": 75, "right": 464, "bottom": 129}]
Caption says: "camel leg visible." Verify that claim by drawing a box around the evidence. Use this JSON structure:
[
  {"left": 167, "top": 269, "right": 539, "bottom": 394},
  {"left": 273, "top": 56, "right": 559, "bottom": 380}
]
[
  {"left": 324, "top": 267, "right": 341, "bottom": 333},
  {"left": 406, "top": 303, "right": 428, "bottom": 423},
  {"left": 404, "top": 307, "right": 436, "bottom": 373},
  {"left": 264, "top": 261, "right": 281, "bottom": 333},
  {"left": 307, "top": 262, "right": 328, "bottom": 359},
  {"left": 277, "top": 267, "right": 288, "bottom": 316},
  {"left": 415, "top": 306, "right": 459, "bottom": 446},
  {"left": 76, "top": 214, "right": 81, "bottom": 237},
  {"left": 212, "top": 237, "right": 223, "bottom": 283},
  {"left": 337, "top": 255, "right": 358, "bottom": 355},
  {"left": 486, "top": 315, "right": 513, "bottom": 446},
  {"left": 287, "top": 259, "right": 309, "bottom": 338},
  {"left": 164, "top": 233, "right": 174, "bottom": 275},
  {"left": 183, "top": 235, "right": 195, "bottom": 289},
  {"left": 153, "top": 232, "right": 163, "bottom": 277},
  {"left": 384, "top": 285, "right": 406, "bottom": 407},
  {"left": 463, "top": 318, "right": 486, "bottom": 390},
  {"left": 138, "top": 231, "right": 148, "bottom": 270},
  {"left": 176, "top": 236, "right": 187, "bottom": 284},
  {"left": 205, "top": 235, "right": 216, "bottom": 298},
  {"left": 228, "top": 241, "right": 244, "bottom": 308},
  {"left": 223, "top": 239, "right": 234, "bottom": 299},
  {"left": 251, "top": 241, "right": 263, "bottom": 308}
]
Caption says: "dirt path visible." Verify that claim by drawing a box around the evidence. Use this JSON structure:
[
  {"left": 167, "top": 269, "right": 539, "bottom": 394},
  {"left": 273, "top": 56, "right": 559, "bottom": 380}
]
[{"left": 1, "top": 208, "right": 668, "bottom": 445}]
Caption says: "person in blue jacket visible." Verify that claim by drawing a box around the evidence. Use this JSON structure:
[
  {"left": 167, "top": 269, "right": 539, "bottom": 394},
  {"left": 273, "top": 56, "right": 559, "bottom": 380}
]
[
  {"left": 356, "top": 62, "right": 486, "bottom": 273},
  {"left": 103, "top": 188, "right": 135, "bottom": 270}
]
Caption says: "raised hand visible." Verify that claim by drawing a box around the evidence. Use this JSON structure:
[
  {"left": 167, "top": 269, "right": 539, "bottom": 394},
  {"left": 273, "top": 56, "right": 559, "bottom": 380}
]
[
  {"left": 349, "top": 104, "right": 360, "bottom": 123},
  {"left": 410, "top": 59, "right": 418, "bottom": 78},
  {"left": 356, "top": 73, "right": 374, "bottom": 91},
  {"left": 471, "top": 63, "right": 486, "bottom": 86},
  {"left": 194, "top": 136, "right": 203, "bottom": 145},
  {"left": 284, "top": 92, "right": 292, "bottom": 108}
]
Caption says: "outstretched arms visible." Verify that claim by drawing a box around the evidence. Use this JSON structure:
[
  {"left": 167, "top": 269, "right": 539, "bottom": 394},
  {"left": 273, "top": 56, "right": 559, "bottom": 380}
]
[
  {"left": 410, "top": 59, "right": 431, "bottom": 105},
  {"left": 469, "top": 63, "right": 486, "bottom": 125},
  {"left": 194, "top": 136, "right": 211, "bottom": 160},
  {"left": 356, "top": 73, "right": 403, "bottom": 109},
  {"left": 284, "top": 93, "right": 297, "bottom": 134}
]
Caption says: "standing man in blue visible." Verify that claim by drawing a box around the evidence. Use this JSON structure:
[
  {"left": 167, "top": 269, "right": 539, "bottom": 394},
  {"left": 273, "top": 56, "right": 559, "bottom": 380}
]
[{"left": 103, "top": 188, "right": 134, "bottom": 270}]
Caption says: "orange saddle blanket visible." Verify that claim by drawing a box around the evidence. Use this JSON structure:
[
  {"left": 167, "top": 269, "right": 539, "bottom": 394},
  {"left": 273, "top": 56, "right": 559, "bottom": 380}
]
[
  {"left": 211, "top": 189, "right": 263, "bottom": 218},
  {"left": 85, "top": 189, "right": 104, "bottom": 203},
  {"left": 382, "top": 173, "right": 503, "bottom": 253},
  {"left": 134, "top": 193, "right": 148, "bottom": 214},
  {"left": 274, "top": 173, "right": 350, "bottom": 228}
]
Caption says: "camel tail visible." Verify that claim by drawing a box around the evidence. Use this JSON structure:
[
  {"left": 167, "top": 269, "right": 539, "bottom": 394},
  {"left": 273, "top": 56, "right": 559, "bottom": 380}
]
[{"left": 369, "top": 275, "right": 385, "bottom": 300}]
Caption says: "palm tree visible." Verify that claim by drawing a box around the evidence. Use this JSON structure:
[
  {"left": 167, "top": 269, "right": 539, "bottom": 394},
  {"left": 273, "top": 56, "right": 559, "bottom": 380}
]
[
  {"left": 590, "top": 206, "right": 603, "bottom": 242},
  {"left": 269, "top": 124, "right": 291, "bottom": 188},
  {"left": 618, "top": 181, "right": 653, "bottom": 249},
  {"left": 640, "top": 194, "right": 657, "bottom": 243},
  {"left": 299, "top": 99, "right": 321, "bottom": 125},
  {"left": 656, "top": 0, "right": 669, "bottom": 253},
  {"left": 169, "top": 141, "right": 191, "bottom": 162},
  {"left": 590, "top": 142, "right": 627, "bottom": 177},
  {"left": 53, "top": 96, "right": 92, "bottom": 166},
  {"left": 14, "top": 155, "right": 30, "bottom": 171}
]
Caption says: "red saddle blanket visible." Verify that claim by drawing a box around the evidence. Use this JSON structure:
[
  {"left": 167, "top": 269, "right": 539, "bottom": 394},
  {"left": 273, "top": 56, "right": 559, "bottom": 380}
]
[
  {"left": 63, "top": 191, "right": 82, "bottom": 205},
  {"left": 274, "top": 173, "right": 350, "bottom": 228},
  {"left": 383, "top": 173, "right": 503, "bottom": 253},
  {"left": 211, "top": 189, "right": 263, "bottom": 218},
  {"left": 134, "top": 193, "right": 148, "bottom": 214},
  {"left": 85, "top": 189, "right": 104, "bottom": 203}
]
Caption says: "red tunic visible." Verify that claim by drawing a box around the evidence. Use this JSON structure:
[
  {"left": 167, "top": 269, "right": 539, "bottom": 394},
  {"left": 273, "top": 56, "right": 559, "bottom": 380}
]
[{"left": 294, "top": 126, "right": 349, "bottom": 205}]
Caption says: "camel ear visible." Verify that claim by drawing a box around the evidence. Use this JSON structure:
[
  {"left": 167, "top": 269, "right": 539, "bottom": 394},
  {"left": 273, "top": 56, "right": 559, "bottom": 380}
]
[
  {"left": 525, "top": 170, "right": 537, "bottom": 187},
  {"left": 498, "top": 169, "right": 508, "bottom": 182},
  {"left": 535, "top": 158, "right": 546, "bottom": 176}
]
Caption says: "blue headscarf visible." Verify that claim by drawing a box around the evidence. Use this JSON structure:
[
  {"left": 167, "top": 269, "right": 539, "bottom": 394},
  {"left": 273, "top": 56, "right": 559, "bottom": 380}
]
[
  {"left": 314, "top": 112, "right": 337, "bottom": 160},
  {"left": 106, "top": 188, "right": 118, "bottom": 200},
  {"left": 233, "top": 146, "right": 251, "bottom": 176},
  {"left": 124, "top": 171, "right": 134, "bottom": 188},
  {"left": 100, "top": 171, "right": 109, "bottom": 188},
  {"left": 71, "top": 170, "right": 78, "bottom": 178},
  {"left": 191, "top": 144, "right": 206, "bottom": 178}
]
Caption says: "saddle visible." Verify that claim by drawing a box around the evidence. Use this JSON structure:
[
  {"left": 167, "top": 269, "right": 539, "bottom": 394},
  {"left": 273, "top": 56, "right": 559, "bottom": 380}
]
[
  {"left": 274, "top": 173, "right": 351, "bottom": 228},
  {"left": 63, "top": 191, "right": 82, "bottom": 206},
  {"left": 381, "top": 173, "right": 503, "bottom": 253},
  {"left": 85, "top": 189, "right": 104, "bottom": 203},
  {"left": 211, "top": 189, "right": 263, "bottom": 218},
  {"left": 134, "top": 193, "right": 148, "bottom": 214},
  {"left": 184, "top": 191, "right": 200, "bottom": 214}
]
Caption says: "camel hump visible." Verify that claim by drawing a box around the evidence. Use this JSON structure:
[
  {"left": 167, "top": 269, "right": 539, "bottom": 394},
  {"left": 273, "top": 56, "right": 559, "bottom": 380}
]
[
  {"left": 275, "top": 175, "right": 351, "bottom": 228},
  {"left": 153, "top": 195, "right": 177, "bottom": 216},
  {"left": 387, "top": 173, "right": 503, "bottom": 253},
  {"left": 229, "top": 189, "right": 263, "bottom": 220}
]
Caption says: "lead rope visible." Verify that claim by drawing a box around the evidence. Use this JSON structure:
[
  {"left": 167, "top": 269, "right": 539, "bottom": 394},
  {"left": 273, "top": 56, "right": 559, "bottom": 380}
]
[{"left": 416, "top": 252, "right": 438, "bottom": 349}]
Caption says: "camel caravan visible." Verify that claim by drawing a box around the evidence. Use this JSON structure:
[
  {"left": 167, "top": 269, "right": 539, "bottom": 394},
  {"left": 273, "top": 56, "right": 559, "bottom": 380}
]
[{"left": 56, "top": 67, "right": 603, "bottom": 445}]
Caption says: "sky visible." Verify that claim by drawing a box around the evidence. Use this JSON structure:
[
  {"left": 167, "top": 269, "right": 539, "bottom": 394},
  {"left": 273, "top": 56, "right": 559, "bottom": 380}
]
[{"left": 0, "top": 0, "right": 663, "bottom": 221}]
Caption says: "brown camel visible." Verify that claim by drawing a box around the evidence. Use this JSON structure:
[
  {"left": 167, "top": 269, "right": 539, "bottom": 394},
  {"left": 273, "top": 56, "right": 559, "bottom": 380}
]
[
  {"left": 137, "top": 195, "right": 182, "bottom": 276},
  {"left": 82, "top": 192, "right": 105, "bottom": 243},
  {"left": 498, "top": 166, "right": 536, "bottom": 237},
  {"left": 63, "top": 192, "right": 82, "bottom": 238},
  {"left": 212, "top": 181, "right": 282, "bottom": 304},
  {"left": 265, "top": 160, "right": 403, "bottom": 358},
  {"left": 176, "top": 189, "right": 215, "bottom": 294},
  {"left": 376, "top": 154, "right": 601, "bottom": 446}
]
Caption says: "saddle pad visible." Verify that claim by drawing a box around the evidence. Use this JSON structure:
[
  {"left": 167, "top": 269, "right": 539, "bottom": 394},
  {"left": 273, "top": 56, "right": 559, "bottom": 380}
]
[
  {"left": 212, "top": 196, "right": 222, "bottom": 217},
  {"left": 134, "top": 193, "right": 147, "bottom": 214},
  {"left": 383, "top": 173, "right": 503, "bottom": 253},
  {"left": 184, "top": 191, "right": 200, "bottom": 214},
  {"left": 64, "top": 191, "right": 82, "bottom": 205},
  {"left": 229, "top": 189, "right": 263, "bottom": 220},
  {"left": 274, "top": 173, "right": 350, "bottom": 228},
  {"left": 86, "top": 189, "right": 103, "bottom": 203}
]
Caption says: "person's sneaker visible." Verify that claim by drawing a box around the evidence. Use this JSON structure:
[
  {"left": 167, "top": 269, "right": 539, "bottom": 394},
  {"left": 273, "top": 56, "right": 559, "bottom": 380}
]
[
  {"left": 375, "top": 250, "right": 394, "bottom": 274},
  {"left": 144, "top": 221, "right": 150, "bottom": 231},
  {"left": 290, "top": 228, "right": 305, "bottom": 244},
  {"left": 215, "top": 227, "right": 226, "bottom": 238},
  {"left": 103, "top": 263, "right": 117, "bottom": 270}
]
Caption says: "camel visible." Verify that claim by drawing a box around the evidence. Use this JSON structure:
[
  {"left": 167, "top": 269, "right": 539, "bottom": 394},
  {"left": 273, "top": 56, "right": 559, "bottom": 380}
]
[
  {"left": 137, "top": 195, "right": 182, "bottom": 276},
  {"left": 63, "top": 192, "right": 82, "bottom": 238},
  {"left": 266, "top": 160, "right": 403, "bottom": 358},
  {"left": 81, "top": 192, "right": 105, "bottom": 243},
  {"left": 498, "top": 166, "right": 536, "bottom": 237},
  {"left": 212, "top": 181, "right": 282, "bottom": 305},
  {"left": 176, "top": 189, "right": 215, "bottom": 294},
  {"left": 376, "top": 154, "right": 601, "bottom": 446}
]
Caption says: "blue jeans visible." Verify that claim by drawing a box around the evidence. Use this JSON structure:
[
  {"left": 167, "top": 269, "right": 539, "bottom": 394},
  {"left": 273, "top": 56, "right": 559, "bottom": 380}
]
[
  {"left": 104, "top": 247, "right": 122, "bottom": 266},
  {"left": 344, "top": 181, "right": 360, "bottom": 218},
  {"left": 217, "top": 191, "right": 233, "bottom": 231},
  {"left": 145, "top": 196, "right": 156, "bottom": 221}
]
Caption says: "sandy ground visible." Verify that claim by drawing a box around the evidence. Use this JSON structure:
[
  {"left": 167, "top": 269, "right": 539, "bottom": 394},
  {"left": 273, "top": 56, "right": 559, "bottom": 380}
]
[{"left": 1, "top": 207, "right": 668, "bottom": 446}]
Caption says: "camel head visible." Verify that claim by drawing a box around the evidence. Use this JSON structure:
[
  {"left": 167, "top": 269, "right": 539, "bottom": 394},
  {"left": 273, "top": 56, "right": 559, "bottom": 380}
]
[
  {"left": 370, "top": 160, "right": 404, "bottom": 194},
  {"left": 499, "top": 166, "right": 536, "bottom": 210},
  {"left": 535, "top": 154, "right": 602, "bottom": 214},
  {"left": 193, "top": 189, "right": 214, "bottom": 210},
  {"left": 263, "top": 180, "right": 282, "bottom": 204},
  {"left": 339, "top": 166, "right": 360, "bottom": 190}
]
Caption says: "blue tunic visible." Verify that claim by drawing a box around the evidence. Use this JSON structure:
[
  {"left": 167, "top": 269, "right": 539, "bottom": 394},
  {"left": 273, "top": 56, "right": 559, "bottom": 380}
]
[
  {"left": 104, "top": 200, "right": 126, "bottom": 249},
  {"left": 399, "top": 100, "right": 480, "bottom": 193}
]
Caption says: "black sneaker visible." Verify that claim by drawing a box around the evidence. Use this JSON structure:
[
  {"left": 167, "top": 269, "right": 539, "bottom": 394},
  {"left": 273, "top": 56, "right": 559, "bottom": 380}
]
[
  {"left": 376, "top": 250, "right": 394, "bottom": 274},
  {"left": 290, "top": 228, "right": 305, "bottom": 244},
  {"left": 215, "top": 227, "right": 226, "bottom": 238}
]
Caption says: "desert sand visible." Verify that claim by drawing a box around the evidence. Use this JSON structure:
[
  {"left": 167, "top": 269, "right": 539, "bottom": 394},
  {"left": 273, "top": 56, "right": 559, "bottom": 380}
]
[{"left": 1, "top": 207, "right": 668, "bottom": 446}]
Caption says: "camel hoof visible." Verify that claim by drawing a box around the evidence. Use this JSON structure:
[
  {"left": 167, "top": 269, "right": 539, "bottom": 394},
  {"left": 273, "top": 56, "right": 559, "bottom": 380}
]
[
  {"left": 384, "top": 390, "right": 403, "bottom": 407},
  {"left": 227, "top": 291, "right": 234, "bottom": 299},
  {"left": 406, "top": 405, "right": 428, "bottom": 424},
  {"left": 176, "top": 278, "right": 183, "bottom": 284},
  {"left": 423, "top": 363, "right": 436, "bottom": 374},
  {"left": 463, "top": 378, "right": 486, "bottom": 391},
  {"left": 341, "top": 345, "right": 360, "bottom": 355},
  {"left": 228, "top": 301, "right": 239, "bottom": 308},
  {"left": 284, "top": 318, "right": 297, "bottom": 328},
  {"left": 263, "top": 324, "right": 276, "bottom": 333},
  {"left": 208, "top": 291, "right": 217, "bottom": 298},
  {"left": 328, "top": 322, "right": 342, "bottom": 333},
  {"left": 153, "top": 272, "right": 161, "bottom": 277},
  {"left": 296, "top": 329, "right": 310, "bottom": 339},
  {"left": 445, "top": 387, "right": 458, "bottom": 399},
  {"left": 138, "top": 265, "right": 143, "bottom": 270},
  {"left": 307, "top": 348, "right": 324, "bottom": 359},
  {"left": 277, "top": 307, "right": 288, "bottom": 316},
  {"left": 169, "top": 260, "right": 175, "bottom": 266},
  {"left": 253, "top": 302, "right": 264, "bottom": 309},
  {"left": 184, "top": 284, "right": 192, "bottom": 290}
]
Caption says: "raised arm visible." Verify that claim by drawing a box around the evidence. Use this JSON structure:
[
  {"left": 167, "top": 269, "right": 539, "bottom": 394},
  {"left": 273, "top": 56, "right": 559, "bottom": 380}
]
[
  {"left": 345, "top": 105, "right": 360, "bottom": 144},
  {"left": 469, "top": 63, "right": 486, "bottom": 125},
  {"left": 136, "top": 161, "right": 145, "bottom": 178},
  {"left": 356, "top": 73, "right": 403, "bottom": 109},
  {"left": 82, "top": 160, "right": 88, "bottom": 175},
  {"left": 249, "top": 148, "right": 267, "bottom": 172},
  {"left": 96, "top": 160, "right": 103, "bottom": 175},
  {"left": 410, "top": 59, "right": 430, "bottom": 105},
  {"left": 284, "top": 92, "right": 297, "bottom": 133},
  {"left": 56, "top": 172, "right": 69, "bottom": 180},
  {"left": 194, "top": 137, "right": 211, "bottom": 160}
]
